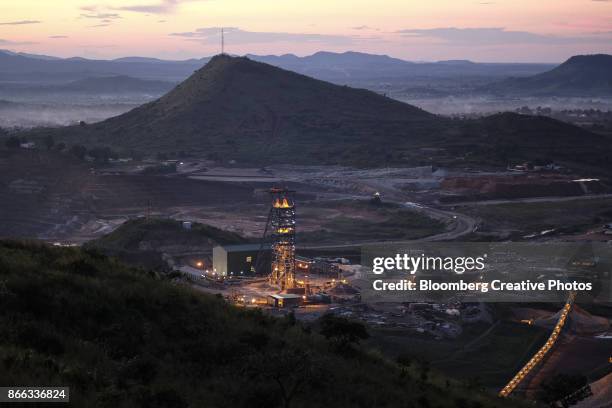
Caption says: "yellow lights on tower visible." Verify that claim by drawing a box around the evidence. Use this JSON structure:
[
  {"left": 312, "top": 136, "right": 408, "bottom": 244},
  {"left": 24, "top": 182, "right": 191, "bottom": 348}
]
[
  {"left": 273, "top": 198, "right": 293, "bottom": 208},
  {"left": 267, "top": 188, "right": 297, "bottom": 291}
]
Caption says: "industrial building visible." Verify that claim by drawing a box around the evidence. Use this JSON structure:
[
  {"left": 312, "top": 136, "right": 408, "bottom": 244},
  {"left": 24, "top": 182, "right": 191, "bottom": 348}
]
[
  {"left": 311, "top": 259, "right": 341, "bottom": 277},
  {"left": 295, "top": 255, "right": 314, "bottom": 272},
  {"left": 267, "top": 293, "right": 303, "bottom": 308},
  {"left": 212, "top": 244, "right": 270, "bottom": 276}
]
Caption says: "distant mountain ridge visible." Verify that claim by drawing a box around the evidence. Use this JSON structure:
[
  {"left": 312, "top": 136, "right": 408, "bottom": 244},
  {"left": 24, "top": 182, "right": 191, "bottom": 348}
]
[
  {"left": 248, "top": 51, "right": 413, "bottom": 68},
  {"left": 0, "top": 50, "right": 206, "bottom": 82},
  {"left": 489, "top": 54, "right": 612, "bottom": 96},
  {"left": 0, "top": 49, "right": 61, "bottom": 61},
  {"left": 0, "top": 49, "right": 554, "bottom": 83},
  {"left": 246, "top": 51, "right": 415, "bottom": 79}
]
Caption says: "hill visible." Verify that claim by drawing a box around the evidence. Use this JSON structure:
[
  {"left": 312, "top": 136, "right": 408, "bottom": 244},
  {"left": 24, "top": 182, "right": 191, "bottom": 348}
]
[
  {"left": 37, "top": 54, "right": 442, "bottom": 165},
  {"left": 91, "top": 218, "right": 245, "bottom": 251},
  {"left": 87, "top": 218, "right": 246, "bottom": 269},
  {"left": 489, "top": 54, "right": 612, "bottom": 96},
  {"left": 454, "top": 112, "right": 612, "bottom": 173},
  {"left": 29, "top": 55, "right": 612, "bottom": 172},
  {"left": 0, "top": 240, "right": 524, "bottom": 407}
]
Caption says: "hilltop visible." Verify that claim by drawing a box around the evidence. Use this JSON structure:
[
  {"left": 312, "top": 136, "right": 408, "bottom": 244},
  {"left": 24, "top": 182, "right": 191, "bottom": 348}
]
[
  {"left": 489, "top": 54, "right": 612, "bottom": 96},
  {"left": 0, "top": 240, "right": 525, "bottom": 407}
]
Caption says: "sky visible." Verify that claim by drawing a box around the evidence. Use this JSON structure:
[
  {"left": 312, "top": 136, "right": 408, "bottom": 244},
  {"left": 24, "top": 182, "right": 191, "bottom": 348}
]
[{"left": 1, "top": 0, "right": 611, "bottom": 62}]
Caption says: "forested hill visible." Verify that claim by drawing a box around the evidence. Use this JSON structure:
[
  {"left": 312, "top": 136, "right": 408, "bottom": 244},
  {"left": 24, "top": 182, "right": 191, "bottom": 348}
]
[{"left": 0, "top": 240, "right": 524, "bottom": 407}]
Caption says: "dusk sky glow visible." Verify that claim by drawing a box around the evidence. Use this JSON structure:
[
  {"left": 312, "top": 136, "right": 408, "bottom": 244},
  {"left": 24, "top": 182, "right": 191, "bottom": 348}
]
[{"left": 1, "top": 0, "right": 611, "bottom": 62}]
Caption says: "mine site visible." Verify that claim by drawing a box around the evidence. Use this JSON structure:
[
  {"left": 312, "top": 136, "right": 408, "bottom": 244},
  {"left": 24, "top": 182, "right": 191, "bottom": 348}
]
[
  {"left": 2, "top": 149, "right": 611, "bottom": 245},
  {"left": 1, "top": 4, "right": 612, "bottom": 405},
  {"left": 1, "top": 141, "right": 610, "bottom": 402}
]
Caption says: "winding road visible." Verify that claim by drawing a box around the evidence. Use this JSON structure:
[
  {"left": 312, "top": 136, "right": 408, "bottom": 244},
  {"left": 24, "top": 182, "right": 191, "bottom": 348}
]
[{"left": 298, "top": 201, "right": 478, "bottom": 250}]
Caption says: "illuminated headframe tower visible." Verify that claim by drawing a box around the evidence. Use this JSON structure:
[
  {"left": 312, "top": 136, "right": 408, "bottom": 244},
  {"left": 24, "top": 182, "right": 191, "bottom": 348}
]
[{"left": 268, "top": 188, "right": 296, "bottom": 290}]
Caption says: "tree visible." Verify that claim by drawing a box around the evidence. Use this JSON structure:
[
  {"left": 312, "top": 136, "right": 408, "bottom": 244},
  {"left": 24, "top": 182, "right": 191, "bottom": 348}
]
[
  {"left": 417, "top": 395, "right": 430, "bottom": 408},
  {"left": 139, "top": 388, "right": 187, "bottom": 408},
  {"left": 246, "top": 349, "right": 319, "bottom": 408},
  {"left": 44, "top": 134, "right": 55, "bottom": 151},
  {"left": 419, "top": 360, "right": 430, "bottom": 383},
  {"left": 453, "top": 397, "right": 469, "bottom": 408},
  {"left": 396, "top": 354, "right": 413, "bottom": 368},
  {"left": 129, "top": 150, "right": 144, "bottom": 160},
  {"left": 537, "top": 373, "right": 588, "bottom": 405},
  {"left": 70, "top": 144, "right": 88, "bottom": 159},
  {"left": 5, "top": 136, "right": 20, "bottom": 149},
  {"left": 283, "top": 310, "right": 297, "bottom": 327},
  {"left": 464, "top": 376, "right": 483, "bottom": 391},
  {"left": 88, "top": 146, "right": 118, "bottom": 163},
  {"left": 319, "top": 313, "right": 369, "bottom": 350}
]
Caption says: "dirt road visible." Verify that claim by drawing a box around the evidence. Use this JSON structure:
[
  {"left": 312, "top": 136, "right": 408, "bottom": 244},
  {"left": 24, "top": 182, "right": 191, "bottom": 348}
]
[
  {"left": 440, "top": 193, "right": 612, "bottom": 207},
  {"left": 299, "top": 201, "right": 478, "bottom": 250}
]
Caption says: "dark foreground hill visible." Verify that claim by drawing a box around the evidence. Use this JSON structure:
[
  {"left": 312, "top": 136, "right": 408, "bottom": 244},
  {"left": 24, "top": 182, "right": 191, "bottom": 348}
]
[
  {"left": 0, "top": 241, "right": 523, "bottom": 407},
  {"left": 489, "top": 54, "right": 612, "bottom": 96},
  {"left": 29, "top": 55, "right": 612, "bottom": 172}
]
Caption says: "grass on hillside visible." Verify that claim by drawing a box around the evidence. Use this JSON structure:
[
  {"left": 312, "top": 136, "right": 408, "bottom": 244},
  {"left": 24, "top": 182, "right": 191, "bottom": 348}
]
[
  {"left": 367, "top": 321, "right": 549, "bottom": 389},
  {"left": 298, "top": 200, "right": 446, "bottom": 243},
  {"left": 91, "top": 218, "right": 246, "bottom": 251},
  {"left": 86, "top": 218, "right": 247, "bottom": 269},
  {"left": 0, "top": 240, "right": 527, "bottom": 408},
  {"left": 458, "top": 198, "right": 612, "bottom": 236}
]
